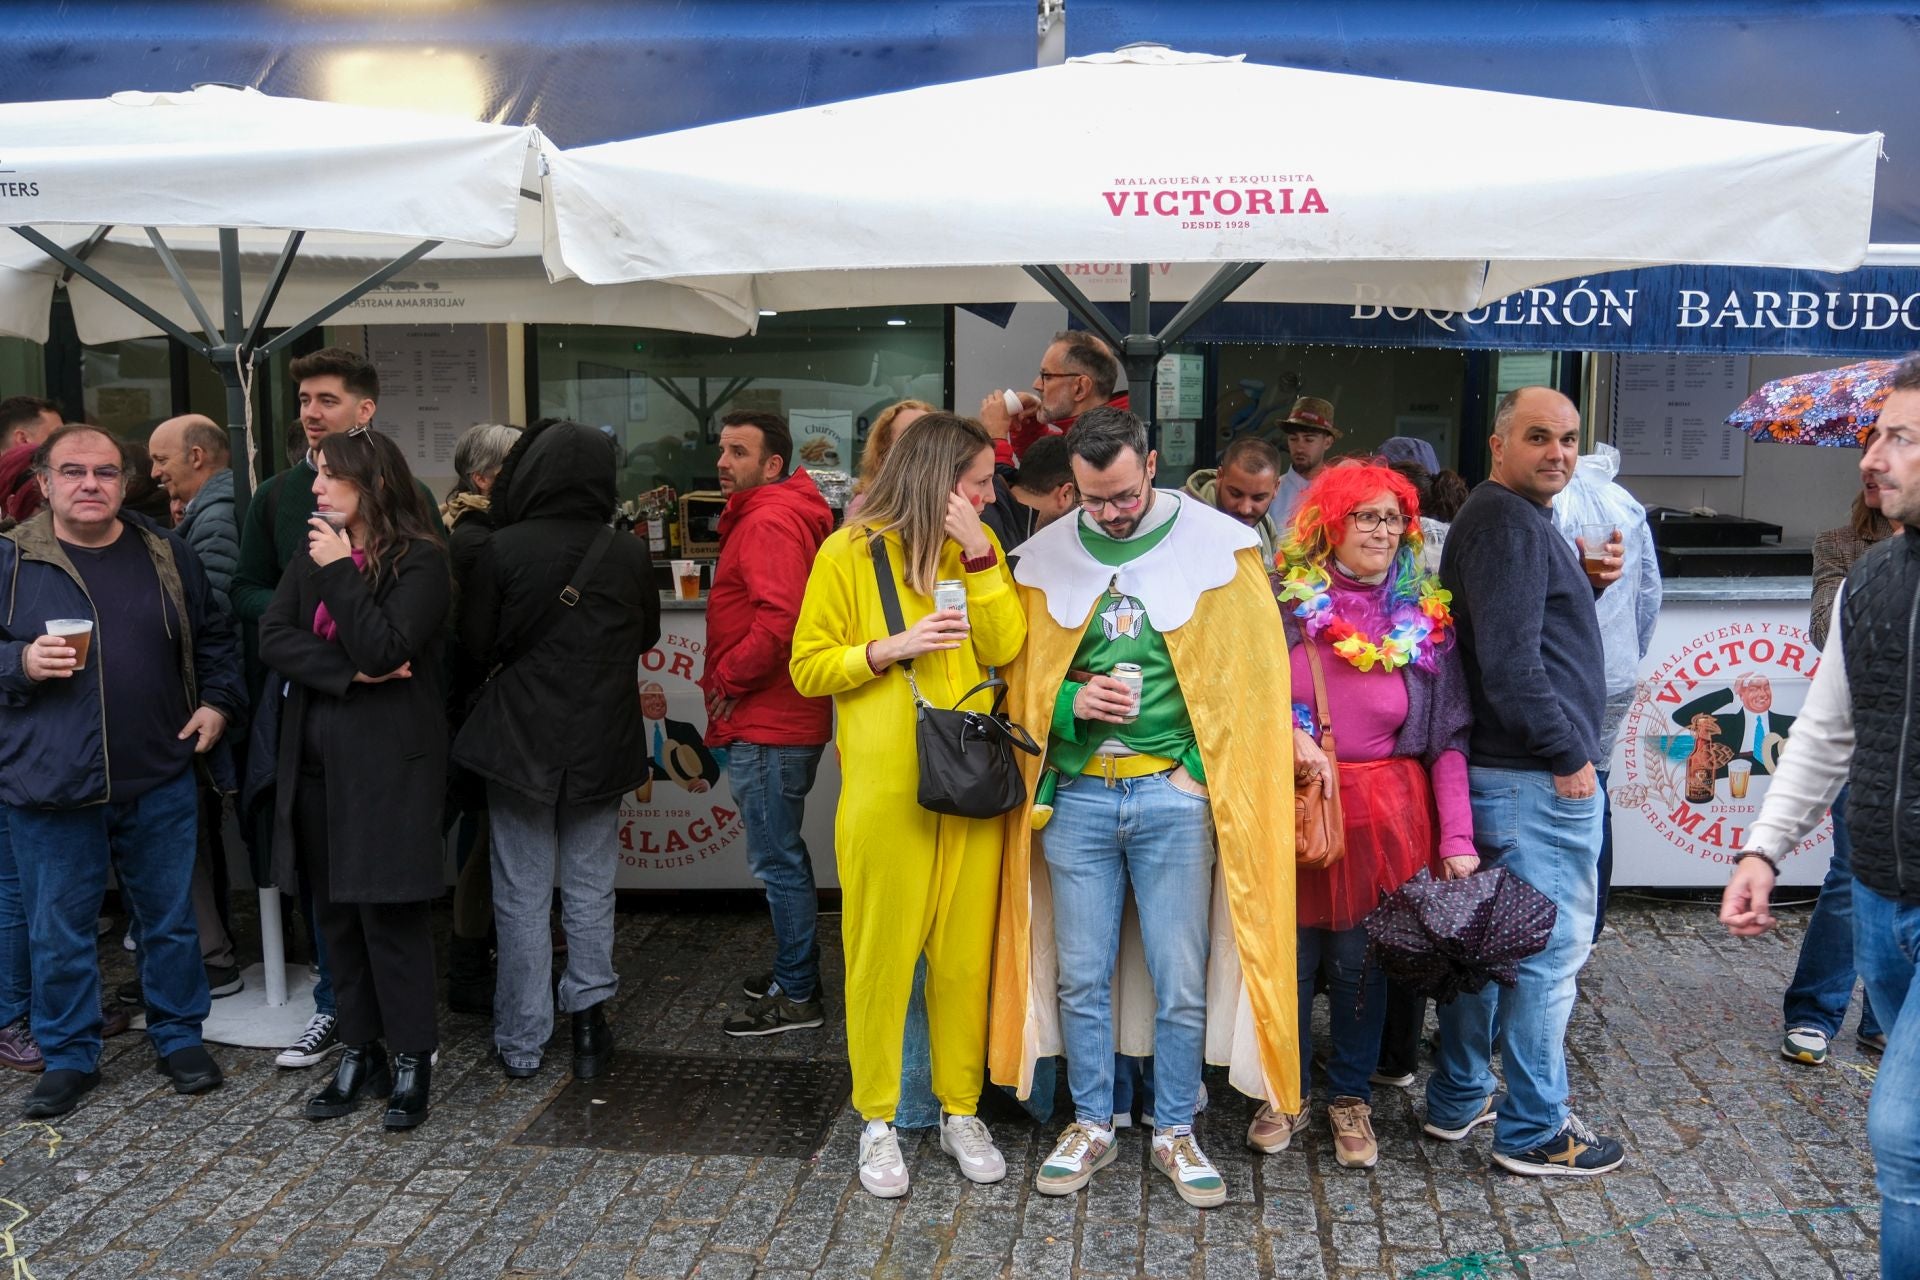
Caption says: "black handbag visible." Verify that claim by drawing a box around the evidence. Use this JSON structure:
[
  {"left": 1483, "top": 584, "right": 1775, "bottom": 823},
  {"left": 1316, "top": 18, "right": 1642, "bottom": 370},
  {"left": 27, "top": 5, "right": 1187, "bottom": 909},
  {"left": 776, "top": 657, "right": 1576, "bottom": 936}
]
[{"left": 870, "top": 536, "right": 1039, "bottom": 818}]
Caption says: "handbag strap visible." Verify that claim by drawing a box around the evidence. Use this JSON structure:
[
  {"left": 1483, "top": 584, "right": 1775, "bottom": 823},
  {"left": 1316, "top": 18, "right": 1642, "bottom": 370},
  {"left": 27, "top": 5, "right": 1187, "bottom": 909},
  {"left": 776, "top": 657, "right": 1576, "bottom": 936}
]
[
  {"left": 868, "top": 534, "right": 931, "bottom": 705},
  {"left": 1301, "top": 635, "right": 1341, "bottom": 761},
  {"left": 502, "top": 524, "right": 617, "bottom": 665}
]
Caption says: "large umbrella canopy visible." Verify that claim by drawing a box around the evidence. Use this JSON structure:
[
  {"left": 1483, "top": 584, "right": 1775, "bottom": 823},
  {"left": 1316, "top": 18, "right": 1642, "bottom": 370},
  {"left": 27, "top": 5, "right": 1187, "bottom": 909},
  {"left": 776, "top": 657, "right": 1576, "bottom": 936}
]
[
  {"left": 1726, "top": 359, "right": 1898, "bottom": 448},
  {"left": 546, "top": 45, "right": 1882, "bottom": 318}
]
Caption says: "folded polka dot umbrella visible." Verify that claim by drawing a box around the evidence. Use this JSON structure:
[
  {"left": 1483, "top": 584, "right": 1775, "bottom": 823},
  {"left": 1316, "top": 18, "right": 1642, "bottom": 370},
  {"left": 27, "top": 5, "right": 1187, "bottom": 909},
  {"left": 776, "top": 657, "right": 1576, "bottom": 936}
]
[{"left": 1364, "top": 867, "right": 1558, "bottom": 1003}]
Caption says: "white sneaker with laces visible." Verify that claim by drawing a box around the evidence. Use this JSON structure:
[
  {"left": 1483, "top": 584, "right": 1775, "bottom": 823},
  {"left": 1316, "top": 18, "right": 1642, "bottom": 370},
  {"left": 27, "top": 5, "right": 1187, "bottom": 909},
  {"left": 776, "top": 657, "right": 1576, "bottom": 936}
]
[
  {"left": 1151, "top": 1127, "right": 1227, "bottom": 1208},
  {"left": 858, "top": 1123, "right": 910, "bottom": 1198},
  {"left": 940, "top": 1114, "right": 1006, "bottom": 1184},
  {"left": 276, "top": 1013, "right": 340, "bottom": 1069}
]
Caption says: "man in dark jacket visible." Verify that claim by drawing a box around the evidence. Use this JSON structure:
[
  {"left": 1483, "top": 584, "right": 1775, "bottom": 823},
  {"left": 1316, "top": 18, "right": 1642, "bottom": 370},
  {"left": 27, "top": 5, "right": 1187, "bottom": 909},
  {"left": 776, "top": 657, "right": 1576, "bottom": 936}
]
[
  {"left": 1425, "top": 387, "right": 1625, "bottom": 1178},
  {"left": 0, "top": 425, "right": 245, "bottom": 1118},
  {"left": 703, "top": 410, "right": 835, "bottom": 1036},
  {"left": 148, "top": 413, "right": 244, "bottom": 996},
  {"left": 454, "top": 420, "right": 660, "bottom": 1080},
  {"left": 1723, "top": 360, "right": 1920, "bottom": 1279}
]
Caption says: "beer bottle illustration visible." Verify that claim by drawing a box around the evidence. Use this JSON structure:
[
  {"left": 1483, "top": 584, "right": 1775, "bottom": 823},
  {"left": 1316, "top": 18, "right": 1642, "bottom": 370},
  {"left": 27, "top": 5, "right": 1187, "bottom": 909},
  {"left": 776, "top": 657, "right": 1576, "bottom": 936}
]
[{"left": 1685, "top": 713, "right": 1725, "bottom": 804}]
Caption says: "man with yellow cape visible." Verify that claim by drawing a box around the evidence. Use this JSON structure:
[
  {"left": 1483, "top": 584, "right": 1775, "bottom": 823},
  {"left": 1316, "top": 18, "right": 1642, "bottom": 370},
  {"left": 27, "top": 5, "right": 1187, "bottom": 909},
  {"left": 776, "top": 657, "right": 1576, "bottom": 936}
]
[{"left": 987, "top": 406, "right": 1300, "bottom": 1209}]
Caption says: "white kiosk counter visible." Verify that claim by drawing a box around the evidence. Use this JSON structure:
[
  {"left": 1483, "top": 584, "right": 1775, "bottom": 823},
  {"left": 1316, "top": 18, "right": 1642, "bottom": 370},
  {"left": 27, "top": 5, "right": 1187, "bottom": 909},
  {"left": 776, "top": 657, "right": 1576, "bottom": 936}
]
[
  {"left": 626, "top": 579, "right": 1832, "bottom": 894},
  {"left": 1609, "top": 576, "right": 1833, "bottom": 889}
]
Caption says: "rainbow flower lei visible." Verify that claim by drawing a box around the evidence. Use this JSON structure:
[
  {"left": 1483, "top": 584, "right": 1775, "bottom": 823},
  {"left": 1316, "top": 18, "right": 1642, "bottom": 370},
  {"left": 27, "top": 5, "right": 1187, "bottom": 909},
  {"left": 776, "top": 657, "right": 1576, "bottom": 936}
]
[{"left": 1275, "top": 561, "right": 1454, "bottom": 673}]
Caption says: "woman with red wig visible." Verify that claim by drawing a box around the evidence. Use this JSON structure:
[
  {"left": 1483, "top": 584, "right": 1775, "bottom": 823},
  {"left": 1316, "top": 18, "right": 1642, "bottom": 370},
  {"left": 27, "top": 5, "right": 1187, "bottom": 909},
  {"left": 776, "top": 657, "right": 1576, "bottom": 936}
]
[{"left": 1248, "top": 461, "right": 1478, "bottom": 1169}]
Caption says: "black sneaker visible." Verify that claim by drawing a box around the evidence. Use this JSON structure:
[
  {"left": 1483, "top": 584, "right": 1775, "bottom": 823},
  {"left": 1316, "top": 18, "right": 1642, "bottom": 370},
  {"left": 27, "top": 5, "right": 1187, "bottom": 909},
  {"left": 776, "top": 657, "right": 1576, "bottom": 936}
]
[
  {"left": 1493, "top": 1114, "right": 1625, "bottom": 1178},
  {"left": 740, "top": 971, "right": 778, "bottom": 1001},
  {"left": 722, "top": 993, "right": 825, "bottom": 1037},
  {"left": 206, "top": 964, "right": 244, "bottom": 999},
  {"left": 116, "top": 977, "right": 144, "bottom": 1006}
]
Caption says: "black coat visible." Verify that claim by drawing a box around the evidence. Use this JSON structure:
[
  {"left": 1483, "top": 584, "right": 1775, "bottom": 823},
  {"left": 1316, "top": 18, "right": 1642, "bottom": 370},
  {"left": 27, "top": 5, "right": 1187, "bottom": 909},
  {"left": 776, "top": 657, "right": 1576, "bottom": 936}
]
[
  {"left": 258, "top": 538, "right": 451, "bottom": 903},
  {"left": 453, "top": 421, "right": 660, "bottom": 805}
]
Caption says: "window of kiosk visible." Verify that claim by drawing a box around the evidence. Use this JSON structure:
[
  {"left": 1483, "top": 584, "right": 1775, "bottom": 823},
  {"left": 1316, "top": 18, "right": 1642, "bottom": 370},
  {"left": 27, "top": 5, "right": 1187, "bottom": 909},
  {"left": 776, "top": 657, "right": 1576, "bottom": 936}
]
[{"left": 530, "top": 308, "right": 948, "bottom": 505}]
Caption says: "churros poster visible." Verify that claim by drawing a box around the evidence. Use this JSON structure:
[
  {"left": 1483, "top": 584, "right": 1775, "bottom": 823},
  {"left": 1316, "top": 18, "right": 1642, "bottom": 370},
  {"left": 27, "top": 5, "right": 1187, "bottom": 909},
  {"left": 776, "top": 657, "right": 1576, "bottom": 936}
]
[{"left": 789, "top": 409, "right": 852, "bottom": 473}]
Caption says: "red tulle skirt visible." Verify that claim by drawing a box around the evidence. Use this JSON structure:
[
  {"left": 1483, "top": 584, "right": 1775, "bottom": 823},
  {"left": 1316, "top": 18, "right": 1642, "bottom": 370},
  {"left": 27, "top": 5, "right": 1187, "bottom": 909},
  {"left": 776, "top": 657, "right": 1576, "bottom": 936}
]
[{"left": 1296, "top": 755, "right": 1438, "bottom": 932}]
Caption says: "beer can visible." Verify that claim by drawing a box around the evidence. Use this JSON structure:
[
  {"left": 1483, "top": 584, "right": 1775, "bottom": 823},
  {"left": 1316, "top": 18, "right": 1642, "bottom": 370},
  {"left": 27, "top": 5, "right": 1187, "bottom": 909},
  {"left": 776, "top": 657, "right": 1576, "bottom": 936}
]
[
  {"left": 1111, "top": 662, "right": 1144, "bottom": 723},
  {"left": 933, "top": 579, "right": 968, "bottom": 618}
]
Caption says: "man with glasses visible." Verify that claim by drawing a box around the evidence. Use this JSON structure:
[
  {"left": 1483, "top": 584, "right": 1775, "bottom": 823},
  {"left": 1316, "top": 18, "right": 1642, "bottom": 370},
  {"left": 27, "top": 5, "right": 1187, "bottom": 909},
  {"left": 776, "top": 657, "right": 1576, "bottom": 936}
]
[
  {"left": 978, "top": 330, "right": 1129, "bottom": 466},
  {"left": 1423, "top": 386, "right": 1627, "bottom": 1177},
  {"left": 990, "top": 406, "right": 1300, "bottom": 1208},
  {"left": 0, "top": 425, "right": 245, "bottom": 1117}
]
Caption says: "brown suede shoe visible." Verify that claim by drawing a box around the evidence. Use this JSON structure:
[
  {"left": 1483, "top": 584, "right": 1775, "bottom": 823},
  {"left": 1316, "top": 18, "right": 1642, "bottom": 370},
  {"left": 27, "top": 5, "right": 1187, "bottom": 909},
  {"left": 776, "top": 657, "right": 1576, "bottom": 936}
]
[{"left": 1328, "top": 1096, "right": 1378, "bottom": 1169}]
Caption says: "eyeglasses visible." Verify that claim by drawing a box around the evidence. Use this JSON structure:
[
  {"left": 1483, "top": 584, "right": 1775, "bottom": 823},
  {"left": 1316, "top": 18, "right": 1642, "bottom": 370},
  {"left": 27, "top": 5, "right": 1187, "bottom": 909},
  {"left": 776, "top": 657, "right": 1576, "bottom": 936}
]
[
  {"left": 1036, "top": 369, "right": 1084, "bottom": 383},
  {"left": 1077, "top": 475, "right": 1149, "bottom": 514},
  {"left": 49, "top": 465, "right": 123, "bottom": 484},
  {"left": 1347, "top": 510, "right": 1410, "bottom": 534},
  {"left": 346, "top": 424, "right": 372, "bottom": 439}
]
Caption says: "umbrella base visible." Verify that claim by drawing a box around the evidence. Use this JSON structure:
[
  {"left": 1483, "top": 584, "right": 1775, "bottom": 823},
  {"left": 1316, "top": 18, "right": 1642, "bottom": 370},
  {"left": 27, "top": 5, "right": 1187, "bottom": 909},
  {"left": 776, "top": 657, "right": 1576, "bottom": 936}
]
[{"left": 199, "top": 963, "right": 320, "bottom": 1049}]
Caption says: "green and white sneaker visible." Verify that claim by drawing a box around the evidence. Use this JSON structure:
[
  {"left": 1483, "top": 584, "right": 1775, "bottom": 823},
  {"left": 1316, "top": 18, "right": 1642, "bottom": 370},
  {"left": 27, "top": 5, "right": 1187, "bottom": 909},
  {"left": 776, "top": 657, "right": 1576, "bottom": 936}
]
[
  {"left": 1035, "top": 1122, "right": 1117, "bottom": 1196},
  {"left": 1782, "top": 1027, "right": 1829, "bottom": 1065},
  {"left": 1151, "top": 1127, "right": 1226, "bottom": 1208}
]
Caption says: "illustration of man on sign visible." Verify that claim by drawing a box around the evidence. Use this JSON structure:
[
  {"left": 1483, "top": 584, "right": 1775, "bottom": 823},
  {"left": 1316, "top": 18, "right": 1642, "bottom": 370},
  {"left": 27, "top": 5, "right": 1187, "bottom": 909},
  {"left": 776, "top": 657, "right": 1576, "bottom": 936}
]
[
  {"left": 636, "top": 679, "right": 722, "bottom": 799},
  {"left": 1673, "top": 673, "right": 1796, "bottom": 779}
]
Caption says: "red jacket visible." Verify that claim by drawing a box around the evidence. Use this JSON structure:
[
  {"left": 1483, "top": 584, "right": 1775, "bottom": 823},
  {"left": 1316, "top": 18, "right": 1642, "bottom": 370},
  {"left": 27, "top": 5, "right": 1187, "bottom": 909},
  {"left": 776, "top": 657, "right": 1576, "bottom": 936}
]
[
  {"left": 994, "top": 390, "right": 1132, "bottom": 466},
  {"left": 701, "top": 469, "right": 835, "bottom": 747}
]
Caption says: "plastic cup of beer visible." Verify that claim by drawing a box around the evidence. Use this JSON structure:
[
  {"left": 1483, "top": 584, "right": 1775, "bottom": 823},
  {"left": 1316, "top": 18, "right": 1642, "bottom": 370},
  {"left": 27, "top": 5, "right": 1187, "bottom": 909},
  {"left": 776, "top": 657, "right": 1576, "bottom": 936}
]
[
  {"left": 672, "top": 559, "right": 701, "bottom": 601},
  {"left": 47, "top": 619, "right": 93, "bottom": 671},
  {"left": 1727, "top": 758, "right": 1753, "bottom": 798},
  {"left": 1579, "top": 522, "right": 1615, "bottom": 586},
  {"left": 318, "top": 509, "right": 350, "bottom": 533}
]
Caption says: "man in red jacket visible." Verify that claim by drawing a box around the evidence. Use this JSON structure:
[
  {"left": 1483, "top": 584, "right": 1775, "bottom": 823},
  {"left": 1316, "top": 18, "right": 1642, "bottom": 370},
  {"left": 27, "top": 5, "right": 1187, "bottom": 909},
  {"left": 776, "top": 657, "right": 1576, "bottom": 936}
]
[
  {"left": 703, "top": 410, "right": 837, "bottom": 1037},
  {"left": 977, "top": 330, "right": 1128, "bottom": 467}
]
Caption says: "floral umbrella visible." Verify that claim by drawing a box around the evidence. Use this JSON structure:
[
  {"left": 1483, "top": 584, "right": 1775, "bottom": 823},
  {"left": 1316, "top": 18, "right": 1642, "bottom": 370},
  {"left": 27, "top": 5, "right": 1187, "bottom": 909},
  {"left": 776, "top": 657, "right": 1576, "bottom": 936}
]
[{"left": 1725, "top": 359, "right": 1899, "bottom": 447}]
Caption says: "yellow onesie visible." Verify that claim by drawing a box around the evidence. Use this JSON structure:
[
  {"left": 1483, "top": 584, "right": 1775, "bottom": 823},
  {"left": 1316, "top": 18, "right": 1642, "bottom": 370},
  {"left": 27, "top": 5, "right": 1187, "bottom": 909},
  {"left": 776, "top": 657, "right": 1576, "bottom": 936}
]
[{"left": 790, "top": 524, "right": 1026, "bottom": 1120}]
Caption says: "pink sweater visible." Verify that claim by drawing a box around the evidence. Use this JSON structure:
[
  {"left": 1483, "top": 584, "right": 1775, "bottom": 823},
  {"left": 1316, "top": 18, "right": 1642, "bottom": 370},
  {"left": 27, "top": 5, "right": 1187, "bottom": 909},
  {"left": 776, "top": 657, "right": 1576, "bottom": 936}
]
[{"left": 1290, "top": 594, "right": 1475, "bottom": 863}]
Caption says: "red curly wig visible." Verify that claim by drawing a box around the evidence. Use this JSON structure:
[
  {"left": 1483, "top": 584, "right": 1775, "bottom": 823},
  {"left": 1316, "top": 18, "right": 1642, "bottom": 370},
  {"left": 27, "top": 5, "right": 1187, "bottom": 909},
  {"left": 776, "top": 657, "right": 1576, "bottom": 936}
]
[{"left": 1286, "top": 461, "right": 1422, "bottom": 562}]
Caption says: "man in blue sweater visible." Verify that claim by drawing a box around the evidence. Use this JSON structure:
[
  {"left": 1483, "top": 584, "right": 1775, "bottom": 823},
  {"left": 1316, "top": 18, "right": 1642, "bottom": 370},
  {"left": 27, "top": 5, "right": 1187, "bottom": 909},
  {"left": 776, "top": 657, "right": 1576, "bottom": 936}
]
[{"left": 1423, "top": 386, "right": 1627, "bottom": 1177}]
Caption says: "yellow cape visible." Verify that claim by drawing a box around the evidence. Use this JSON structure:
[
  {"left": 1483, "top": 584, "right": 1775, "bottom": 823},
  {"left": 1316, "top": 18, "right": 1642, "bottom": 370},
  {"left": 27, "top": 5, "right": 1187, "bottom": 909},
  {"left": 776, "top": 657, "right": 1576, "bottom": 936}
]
[{"left": 988, "top": 545, "right": 1302, "bottom": 1113}]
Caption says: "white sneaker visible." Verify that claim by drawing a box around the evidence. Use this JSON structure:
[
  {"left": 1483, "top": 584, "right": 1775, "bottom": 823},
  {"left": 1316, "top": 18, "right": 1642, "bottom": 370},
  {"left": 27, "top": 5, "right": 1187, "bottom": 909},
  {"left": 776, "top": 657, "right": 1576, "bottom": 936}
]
[
  {"left": 276, "top": 1013, "right": 340, "bottom": 1069},
  {"left": 940, "top": 1114, "right": 1006, "bottom": 1184},
  {"left": 858, "top": 1124, "right": 910, "bottom": 1198},
  {"left": 1151, "top": 1128, "right": 1227, "bottom": 1208}
]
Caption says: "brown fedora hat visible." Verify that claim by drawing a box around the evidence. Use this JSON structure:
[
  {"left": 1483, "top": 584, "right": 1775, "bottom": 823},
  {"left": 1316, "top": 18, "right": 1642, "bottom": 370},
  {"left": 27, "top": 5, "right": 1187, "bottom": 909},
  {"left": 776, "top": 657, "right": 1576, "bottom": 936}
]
[{"left": 1282, "top": 395, "right": 1340, "bottom": 438}]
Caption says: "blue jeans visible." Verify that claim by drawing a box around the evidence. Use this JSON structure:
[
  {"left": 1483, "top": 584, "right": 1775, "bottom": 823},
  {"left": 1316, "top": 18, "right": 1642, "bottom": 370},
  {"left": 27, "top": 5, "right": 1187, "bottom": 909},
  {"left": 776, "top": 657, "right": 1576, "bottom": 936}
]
[
  {"left": 1848, "top": 878, "right": 1920, "bottom": 1279},
  {"left": 1299, "top": 924, "right": 1387, "bottom": 1103},
  {"left": 12, "top": 768, "right": 209, "bottom": 1071},
  {"left": 727, "top": 743, "right": 824, "bottom": 1003},
  {"left": 1594, "top": 768, "right": 1613, "bottom": 941},
  {"left": 297, "top": 867, "right": 337, "bottom": 1017},
  {"left": 1783, "top": 788, "right": 1882, "bottom": 1041},
  {"left": 1427, "top": 766, "right": 1601, "bottom": 1154},
  {"left": 0, "top": 803, "right": 26, "bottom": 1027},
  {"left": 1044, "top": 771, "right": 1215, "bottom": 1130}
]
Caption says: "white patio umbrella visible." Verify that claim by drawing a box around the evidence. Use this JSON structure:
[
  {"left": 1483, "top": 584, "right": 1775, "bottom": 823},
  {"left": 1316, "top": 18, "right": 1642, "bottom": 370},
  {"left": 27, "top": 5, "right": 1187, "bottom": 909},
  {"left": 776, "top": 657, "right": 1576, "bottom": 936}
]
[
  {"left": 0, "top": 85, "right": 746, "bottom": 1046},
  {"left": 546, "top": 45, "right": 1882, "bottom": 406}
]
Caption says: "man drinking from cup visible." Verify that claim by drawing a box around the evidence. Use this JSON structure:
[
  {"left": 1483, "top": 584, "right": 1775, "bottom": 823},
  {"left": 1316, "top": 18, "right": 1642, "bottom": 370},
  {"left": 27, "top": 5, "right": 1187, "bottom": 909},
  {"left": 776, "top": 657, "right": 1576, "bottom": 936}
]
[{"left": 0, "top": 425, "right": 245, "bottom": 1118}]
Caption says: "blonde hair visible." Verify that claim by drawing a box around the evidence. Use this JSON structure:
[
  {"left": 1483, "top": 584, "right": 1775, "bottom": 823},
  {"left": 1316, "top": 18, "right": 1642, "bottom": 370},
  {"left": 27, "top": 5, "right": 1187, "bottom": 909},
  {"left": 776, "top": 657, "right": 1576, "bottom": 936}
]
[
  {"left": 855, "top": 399, "right": 937, "bottom": 495},
  {"left": 852, "top": 413, "right": 994, "bottom": 595}
]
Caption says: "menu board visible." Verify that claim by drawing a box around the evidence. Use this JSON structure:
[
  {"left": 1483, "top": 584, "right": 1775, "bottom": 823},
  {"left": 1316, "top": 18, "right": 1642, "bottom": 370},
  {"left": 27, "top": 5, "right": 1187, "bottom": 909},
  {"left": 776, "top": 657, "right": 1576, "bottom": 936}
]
[
  {"left": 1610, "top": 354, "right": 1749, "bottom": 478},
  {"left": 365, "top": 324, "right": 492, "bottom": 480}
]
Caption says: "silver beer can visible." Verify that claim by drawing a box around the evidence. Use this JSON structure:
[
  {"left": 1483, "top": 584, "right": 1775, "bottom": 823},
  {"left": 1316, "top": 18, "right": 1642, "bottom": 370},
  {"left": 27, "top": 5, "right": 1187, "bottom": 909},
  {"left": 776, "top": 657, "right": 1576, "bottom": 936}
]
[
  {"left": 1111, "top": 662, "right": 1144, "bottom": 723},
  {"left": 933, "top": 579, "right": 968, "bottom": 618}
]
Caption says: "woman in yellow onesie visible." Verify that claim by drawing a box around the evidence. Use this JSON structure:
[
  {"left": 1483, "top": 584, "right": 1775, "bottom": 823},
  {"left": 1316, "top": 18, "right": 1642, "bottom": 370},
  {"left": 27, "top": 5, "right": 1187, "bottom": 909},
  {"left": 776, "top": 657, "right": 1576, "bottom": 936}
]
[{"left": 791, "top": 413, "right": 1026, "bottom": 1199}]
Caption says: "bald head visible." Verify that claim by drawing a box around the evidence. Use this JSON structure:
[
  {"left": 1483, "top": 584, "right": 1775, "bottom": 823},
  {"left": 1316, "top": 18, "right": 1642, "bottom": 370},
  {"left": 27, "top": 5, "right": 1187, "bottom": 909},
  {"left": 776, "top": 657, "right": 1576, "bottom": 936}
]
[
  {"left": 1493, "top": 386, "right": 1576, "bottom": 441},
  {"left": 148, "top": 414, "right": 229, "bottom": 506}
]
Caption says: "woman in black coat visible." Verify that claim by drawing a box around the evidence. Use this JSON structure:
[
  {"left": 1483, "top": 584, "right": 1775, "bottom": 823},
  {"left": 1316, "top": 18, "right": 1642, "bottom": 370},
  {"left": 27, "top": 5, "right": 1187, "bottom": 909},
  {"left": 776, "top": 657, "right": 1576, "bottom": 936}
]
[
  {"left": 259, "top": 427, "right": 450, "bottom": 1130},
  {"left": 453, "top": 419, "right": 659, "bottom": 1081}
]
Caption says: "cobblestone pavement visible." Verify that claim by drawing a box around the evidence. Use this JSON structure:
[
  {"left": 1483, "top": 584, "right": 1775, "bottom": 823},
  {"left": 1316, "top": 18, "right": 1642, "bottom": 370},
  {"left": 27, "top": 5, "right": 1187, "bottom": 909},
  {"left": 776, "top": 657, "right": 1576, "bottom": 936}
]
[{"left": 0, "top": 897, "right": 1883, "bottom": 1278}]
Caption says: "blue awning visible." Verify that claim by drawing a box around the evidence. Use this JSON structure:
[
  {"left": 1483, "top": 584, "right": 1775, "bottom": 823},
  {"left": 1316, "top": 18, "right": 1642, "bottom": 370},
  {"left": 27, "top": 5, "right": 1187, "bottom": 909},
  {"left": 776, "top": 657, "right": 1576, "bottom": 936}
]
[
  {"left": 0, "top": 0, "right": 1038, "bottom": 146},
  {"left": 1097, "top": 265, "right": 1920, "bottom": 357}
]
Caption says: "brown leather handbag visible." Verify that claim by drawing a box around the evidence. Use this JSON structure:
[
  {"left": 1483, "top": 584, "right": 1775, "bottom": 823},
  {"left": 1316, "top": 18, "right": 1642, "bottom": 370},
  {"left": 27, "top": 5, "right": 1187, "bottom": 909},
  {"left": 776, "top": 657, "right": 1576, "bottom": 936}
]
[{"left": 1294, "top": 638, "right": 1347, "bottom": 871}]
